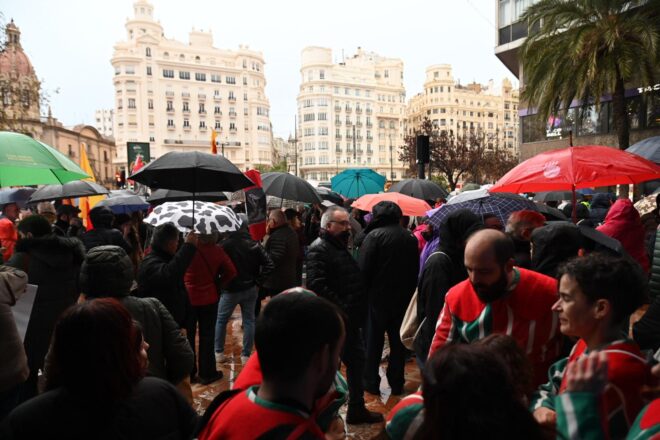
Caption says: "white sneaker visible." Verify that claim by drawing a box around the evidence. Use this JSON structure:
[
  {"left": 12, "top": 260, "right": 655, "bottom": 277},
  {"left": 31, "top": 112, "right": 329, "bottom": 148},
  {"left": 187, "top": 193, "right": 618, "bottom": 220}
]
[
  {"left": 215, "top": 352, "right": 227, "bottom": 363},
  {"left": 241, "top": 355, "right": 250, "bottom": 364}
]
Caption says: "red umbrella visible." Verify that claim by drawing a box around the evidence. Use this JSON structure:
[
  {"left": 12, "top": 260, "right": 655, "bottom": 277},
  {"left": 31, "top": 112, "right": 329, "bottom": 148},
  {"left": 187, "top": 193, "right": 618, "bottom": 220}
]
[
  {"left": 351, "top": 192, "right": 431, "bottom": 216},
  {"left": 490, "top": 145, "right": 660, "bottom": 221}
]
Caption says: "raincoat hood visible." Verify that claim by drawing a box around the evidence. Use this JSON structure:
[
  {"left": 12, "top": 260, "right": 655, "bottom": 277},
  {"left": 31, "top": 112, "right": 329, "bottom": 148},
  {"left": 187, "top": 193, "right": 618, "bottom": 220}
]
[
  {"left": 362, "top": 201, "right": 402, "bottom": 235},
  {"left": 597, "top": 198, "right": 649, "bottom": 271},
  {"left": 600, "top": 198, "right": 639, "bottom": 224}
]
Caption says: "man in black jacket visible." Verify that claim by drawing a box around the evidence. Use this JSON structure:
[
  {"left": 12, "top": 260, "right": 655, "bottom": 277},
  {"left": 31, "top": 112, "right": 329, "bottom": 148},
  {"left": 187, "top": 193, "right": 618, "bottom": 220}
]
[
  {"left": 358, "top": 201, "right": 418, "bottom": 396},
  {"left": 257, "top": 210, "right": 299, "bottom": 315},
  {"left": 217, "top": 216, "right": 274, "bottom": 363},
  {"left": 307, "top": 206, "right": 382, "bottom": 424},
  {"left": 80, "top": 245, "right": 194, "bottom": 386},
  {"left": 137, "top": 223, "right": 197, "bottom": 329},
  {"left": 79, "top": 206, "right": 132, "bottom": 253}
]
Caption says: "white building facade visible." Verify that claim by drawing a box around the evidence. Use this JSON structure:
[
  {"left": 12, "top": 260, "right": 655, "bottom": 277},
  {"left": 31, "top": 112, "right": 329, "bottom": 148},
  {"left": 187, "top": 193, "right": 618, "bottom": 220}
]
[
  {"left": 94, "top": 109, "right": 114, "bottom": 138},
  {"left": 111, "top": 0, "right": 273, "bottom": 171},
  {"left": 297, "top": 47, "right": 407, "bottom": 183}
]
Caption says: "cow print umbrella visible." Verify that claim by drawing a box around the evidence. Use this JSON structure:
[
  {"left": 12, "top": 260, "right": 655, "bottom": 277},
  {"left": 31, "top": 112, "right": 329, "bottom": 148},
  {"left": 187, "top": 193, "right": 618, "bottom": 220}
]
[{"left": 144, "top": 200, "right": 242, "bottom": 234}]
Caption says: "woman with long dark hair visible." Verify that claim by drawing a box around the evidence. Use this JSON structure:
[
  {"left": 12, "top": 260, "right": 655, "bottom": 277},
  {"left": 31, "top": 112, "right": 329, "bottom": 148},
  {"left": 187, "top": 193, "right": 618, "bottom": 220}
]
[
  {"left": 3, "top": 299, "right": 197, "bottom": 439},
  {"left": 417, "top": 344, "right": 543, "bottom": 440}
]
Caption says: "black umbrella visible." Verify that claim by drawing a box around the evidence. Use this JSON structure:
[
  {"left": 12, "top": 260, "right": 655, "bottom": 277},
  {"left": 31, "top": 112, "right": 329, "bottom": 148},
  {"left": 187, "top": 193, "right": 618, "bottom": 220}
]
[
  {"left": 28, "top": 181, "right": 109, "bottom": 203},
  {"left": 388, "top": 178, "right": 448, "bottom": 201},
  {"left": 533, "top": 191, "right": 574, "bottom": 203},
  {"left": 129, "top": 151, "right": 253, "bottom": 192},
  {"left": 316, "top": 186, "right": 344, "bottom": 206},
  {"left": 261, "top": 172, "right": 322, "bottom": 204},
  {"left": 535, "top": 202, "right": 568, "bottom": 221},
  {"left": 147, "top": 189, "right": 228, "bottom": 204}
]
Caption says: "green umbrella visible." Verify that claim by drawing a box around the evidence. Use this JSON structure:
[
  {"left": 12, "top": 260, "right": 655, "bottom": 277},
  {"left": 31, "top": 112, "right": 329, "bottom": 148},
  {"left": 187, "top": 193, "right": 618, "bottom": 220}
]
[{"left": 0, "top": 131, "right": 89, "bottom": 187}]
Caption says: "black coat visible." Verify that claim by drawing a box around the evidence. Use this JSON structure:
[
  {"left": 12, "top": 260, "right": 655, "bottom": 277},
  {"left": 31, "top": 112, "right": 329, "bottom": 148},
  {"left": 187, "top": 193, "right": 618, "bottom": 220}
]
[
  {"left": 414, "top": 209, "right": 482, "bottom": 361},
  {"left": 358, "top": 203, "right": 419, "bottom": 314},
  {"left": 3, "top": 377, "right": 198, "bottom": 440},
  {"left": 137, "top": 244, "right": 196, "bottom": 327},
  {"left": 80, "top": 227, "right": 132, "bottom": 254},
  {"left": 633, "top": 293, "right": 660, "bottom": 352},
  {"left": 262, "top": 224, "right": 299, "bottom": 292},
  {"left": 221, "top": 231, "right": 274, "bottom": 293},
  {"left": 307, "top": 230, "right": 367, "bottom": 323},
  {"left": 511, "top": 236, "right": 532, "bottom": 269},
  {"left": 6, "top": 235, "right": 85, "bottom": 374}
]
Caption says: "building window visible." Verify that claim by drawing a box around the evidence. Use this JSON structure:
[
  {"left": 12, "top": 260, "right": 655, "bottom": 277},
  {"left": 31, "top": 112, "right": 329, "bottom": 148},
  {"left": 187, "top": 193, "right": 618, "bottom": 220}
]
[
  {"left": 214, "top": 106, "right": 221, "bottom": 114},
  {"left": 243, "top": 93, "right": 248, "bottom": 101},
  {"left": 243, "top": 76, "right": 248, "bottom": 85},
  {"left": 211, "top": 74, "right": 221, "bottom": 83},
  {"left": 163, "top": 69, "right": 174, "bottom": 78},
  {"left": 195, "top": 73, "right": 206, "bottom": 82},
  {"left": 183, "top": 119, "right": 190, "bottom": 128},
  {"left": 182, "top": 102, "right": 189, "bottom": 112},
  {"left": 167, "top": 119, "right": 174, "bottom": 127},
  {"left": 226, "top": 76, "right": 236, "bottom": 85},
  {"left": 128, "top": 98, "right": 136, "bottom": 109},
  {"left": 146, "top": 66, "right": 152, "bottom": 76},
  {"left": 148, "top": 99, "right": 153, "bottom": 110},
  {"left": 145, "top": 47, "right": 151, "bottom": 57},
  {"left": 199, "top": 103, "right": 206, "bottom": 114},
  {"left": 215, "top": 121, "right": 221, "bottom": 129},
  {"left": 179, "top": 71, "right": 190, "bottom": 80},
  {"left": 200, "top": 121, "right": 206, "bottom": 128}
]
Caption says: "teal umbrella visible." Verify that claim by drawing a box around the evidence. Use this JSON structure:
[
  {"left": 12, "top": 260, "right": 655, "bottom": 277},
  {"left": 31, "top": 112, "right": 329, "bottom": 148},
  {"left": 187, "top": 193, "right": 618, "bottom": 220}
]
[
  {"left": 0, "top": 132, "right": 89, "bottom": 187},
  {"left": 331, "top": 168, "right": 386, "bottom": 198}
]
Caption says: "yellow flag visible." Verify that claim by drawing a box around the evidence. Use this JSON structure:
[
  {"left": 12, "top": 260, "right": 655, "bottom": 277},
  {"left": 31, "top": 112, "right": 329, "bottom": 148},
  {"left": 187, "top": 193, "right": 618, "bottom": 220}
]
[{"left": 79, "top": 143, "right": 105, "bottom": 228}]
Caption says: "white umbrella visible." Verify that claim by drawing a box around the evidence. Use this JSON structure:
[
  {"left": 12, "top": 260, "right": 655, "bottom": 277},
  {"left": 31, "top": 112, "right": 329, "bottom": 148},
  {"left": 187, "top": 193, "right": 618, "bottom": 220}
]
[{"left": 144, "top": 200, "right": 242, "bottom": 234}]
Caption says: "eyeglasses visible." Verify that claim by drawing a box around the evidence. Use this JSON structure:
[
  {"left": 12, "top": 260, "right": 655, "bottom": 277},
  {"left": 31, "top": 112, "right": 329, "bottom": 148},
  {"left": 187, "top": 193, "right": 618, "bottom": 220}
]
[{"left": 328, "top": 220, "right": 350, "bottom": 227}]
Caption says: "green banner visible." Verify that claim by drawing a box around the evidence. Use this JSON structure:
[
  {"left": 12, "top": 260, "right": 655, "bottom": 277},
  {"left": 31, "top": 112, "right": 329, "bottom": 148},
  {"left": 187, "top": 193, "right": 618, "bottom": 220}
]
[{"left": 126, "top": 142, "right": 150, "bottom": 172}]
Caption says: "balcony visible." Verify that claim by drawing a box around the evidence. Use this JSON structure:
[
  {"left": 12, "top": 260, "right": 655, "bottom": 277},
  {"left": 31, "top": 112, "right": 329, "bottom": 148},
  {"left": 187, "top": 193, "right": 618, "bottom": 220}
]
[
  {"left": 166, "top": 108, "right": 174, "bottom": 114},
  {"left": 366, "top": 109, "right": 373, "bottom": 115},
  {"left": 229, "top": 127, "right": 237, "bottom": 132},
  {"left": 356, "top": 121, "right": 363, "bottom": 127},
  {"left": 182, "top": 108, "right": 190, "bottom": 114},
  {"left": 183, "top": 125, "right": 191, "bottom": 131},
  {"left": 166, "top": 91, "right": 175, "bottom": 97},
  {"left": 335, "top": 106, "right": 342, "bottom": 112},
  {"left": 199, "top": 125, "right": 207, "bottom": 131},
  {"left": 335, "top": 135, "right": 342, "bottom": 140},
  {"left": 198, "top": 93, "right": 206, "bottom": 100},
  {"left": 335, "top": 120, "right": 341, "bottom": 126},
  {"left": 345, "top": 107, "right": 352, "bottom": 113},
  {"left": 214, "top": 95, "right": 221, "bottom": 101},
  {"left": 366, "top": 148, "right": 373, "bottom": 154},
  {"left": 346, "top": 134, "right": 353, "bottom": 140},
  {"left": 167, "top": 124, "right": 175, "bottom": 130},
  {"left": 356, "top": 107, "right": 362, "bottom": 114},
  {"left": 366, "top": 122, "right": 373, "bottom": 128},
  {"left": 214, "top": 110, "right": 222, "bottom": 115},
  {"left": 229, "top": 111, "right": 237, "bottom": 118},
  {"left": 199, "top": 110, "right": 207, "bottom": 115},
  {"left": 181, "top": 92, "right": 190, "bottom": 98},
  {"left": 228, "top": 96, "right": 236, "bottom": 103},
  {"left": 367, "top": 135, "right": 373, "bottom": 141},
  {"left": 335, "top": 148, "right": 342, "bottom": 153},
  {"left": 357, "top": 136, "right": 363, "bottom": 141}
]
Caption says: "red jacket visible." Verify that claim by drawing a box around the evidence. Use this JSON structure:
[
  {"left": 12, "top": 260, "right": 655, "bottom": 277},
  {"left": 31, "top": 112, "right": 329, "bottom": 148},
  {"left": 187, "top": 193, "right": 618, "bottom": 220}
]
[
  {"left": 597, "top": 198, "right": 649, "bottom": 272},
  {"left": 0, "top": 218, "right": 17, "bottom": 262},
  {"left": 184, "top": 243, "right": 236, "bottom": 306},
  {"left": 430, "top": 267, "right": 561, "bottom": 386}
]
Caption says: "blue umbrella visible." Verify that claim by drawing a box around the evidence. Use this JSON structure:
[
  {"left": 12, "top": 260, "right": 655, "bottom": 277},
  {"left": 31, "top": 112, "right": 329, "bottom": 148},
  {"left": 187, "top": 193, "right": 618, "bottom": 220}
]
[
  {"left": 331, "top": 168, "right": 385, "bottom": 198},
  {"left": 430, "top": 188, "right": 537, "bottom": 228},
  {"left": 626, "top": 136, "right": 660, "bottom": 164},
  {"left": 96, "top": 193, "right": 149, "bottom": 214}
]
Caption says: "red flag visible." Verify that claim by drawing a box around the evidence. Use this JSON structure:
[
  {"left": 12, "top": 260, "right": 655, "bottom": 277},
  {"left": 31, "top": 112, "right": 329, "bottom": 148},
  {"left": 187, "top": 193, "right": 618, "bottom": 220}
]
[{"left": 211, "top": 129, "right": 218, "bottom": 155}]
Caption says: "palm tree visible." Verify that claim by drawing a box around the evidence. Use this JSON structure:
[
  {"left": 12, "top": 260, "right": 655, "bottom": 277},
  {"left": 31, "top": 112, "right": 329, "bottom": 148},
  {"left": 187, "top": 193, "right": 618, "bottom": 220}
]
[{"left": 520, "top": 0, "right": 659, "bottom": 151}]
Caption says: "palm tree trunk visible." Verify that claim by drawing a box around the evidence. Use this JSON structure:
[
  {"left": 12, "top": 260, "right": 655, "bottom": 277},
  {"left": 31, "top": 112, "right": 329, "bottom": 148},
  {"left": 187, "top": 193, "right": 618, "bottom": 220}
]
[{"left": 612, "top": 71, "right": 629, "bottom": 151}]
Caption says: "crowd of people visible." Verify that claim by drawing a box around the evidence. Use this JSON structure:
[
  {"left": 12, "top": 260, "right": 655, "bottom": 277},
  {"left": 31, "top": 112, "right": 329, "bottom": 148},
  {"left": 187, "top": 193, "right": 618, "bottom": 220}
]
[{"left": 0, "top": 189, "right": 659, "bottom": 439}]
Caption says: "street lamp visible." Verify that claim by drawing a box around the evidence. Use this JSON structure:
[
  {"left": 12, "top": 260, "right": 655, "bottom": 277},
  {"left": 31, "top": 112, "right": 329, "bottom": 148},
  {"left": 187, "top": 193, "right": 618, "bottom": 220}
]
[{"left": 389, "top": 133, "right": 393, "bottom": 184}]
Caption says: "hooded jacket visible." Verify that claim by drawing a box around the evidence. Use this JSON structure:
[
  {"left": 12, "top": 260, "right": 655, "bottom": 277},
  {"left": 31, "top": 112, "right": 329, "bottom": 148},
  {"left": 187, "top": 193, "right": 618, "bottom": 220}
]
[
  {"left": 262, "top": 223, "right": 300, "bottom": 292},
  {"left": 0, "top": 266, "right": 29, "bottom": 393},
  {"left": 597, "top": 199, "right": 649, "bottom": 272},
  {"left": 6, "top": 235, "right": 85, "bottom": 374},
  {"left": 589, "top": 193, "right": 612, "bottom": 225},
  {"left": 530, "top": 223, "right": 582, "bottom": 278},
  {"left": 358, "top": 201, "right": 419, "bottom": 312},
  {"left": 81, "top": 245, "right": 193, "bottom": 384},
  {"left": 414, "top": 210, "right": 482, "bottom": 362}
]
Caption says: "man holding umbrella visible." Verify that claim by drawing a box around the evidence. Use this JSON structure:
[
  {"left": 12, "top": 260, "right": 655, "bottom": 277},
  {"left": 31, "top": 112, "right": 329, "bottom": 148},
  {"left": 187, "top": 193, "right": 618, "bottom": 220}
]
[{"left": 307, "top": 206, "right": 382, "bottom": 424}]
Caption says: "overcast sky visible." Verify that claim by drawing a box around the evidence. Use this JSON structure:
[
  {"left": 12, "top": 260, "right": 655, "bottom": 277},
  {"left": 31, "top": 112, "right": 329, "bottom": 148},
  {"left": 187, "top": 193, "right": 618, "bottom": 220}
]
[{"left": 3, "top": 0, "right": 516, "bottom": 139}]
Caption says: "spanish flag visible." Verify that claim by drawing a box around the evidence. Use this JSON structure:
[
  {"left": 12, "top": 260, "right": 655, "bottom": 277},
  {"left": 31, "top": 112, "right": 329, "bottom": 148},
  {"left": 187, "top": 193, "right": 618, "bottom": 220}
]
[
  {"left": 211, "top": 129, "right": 218, "bottom": 155},
  {"left": 79, "top": 143, "right": 105, "bottom": 230}
]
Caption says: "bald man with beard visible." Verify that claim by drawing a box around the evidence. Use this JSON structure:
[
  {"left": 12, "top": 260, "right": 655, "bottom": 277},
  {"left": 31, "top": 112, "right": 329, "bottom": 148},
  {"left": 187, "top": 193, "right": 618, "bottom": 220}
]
[{"left": 428, "top": 229, "right": 561, "bottom": 387}]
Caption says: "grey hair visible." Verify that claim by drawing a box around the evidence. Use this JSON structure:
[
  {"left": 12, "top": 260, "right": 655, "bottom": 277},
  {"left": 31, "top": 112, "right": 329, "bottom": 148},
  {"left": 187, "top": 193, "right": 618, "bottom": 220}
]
[{"left": 321, "top": 206, "right": 347, "bottom": 229}]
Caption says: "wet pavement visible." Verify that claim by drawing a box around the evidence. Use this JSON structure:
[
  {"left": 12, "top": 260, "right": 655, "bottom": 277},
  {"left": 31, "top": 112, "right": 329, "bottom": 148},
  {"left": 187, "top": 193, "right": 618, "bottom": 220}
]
[{"left": 191, "top": 305, "right": 422, "bottom": 439}]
